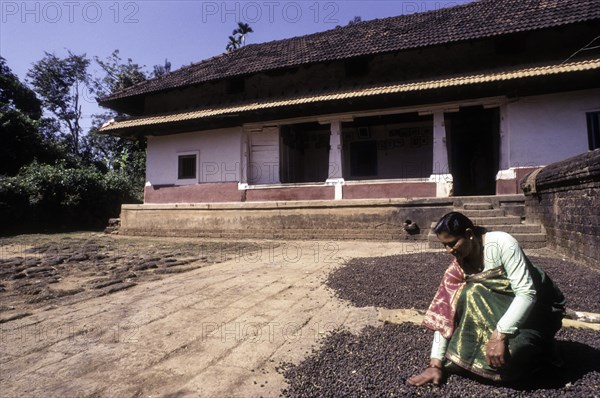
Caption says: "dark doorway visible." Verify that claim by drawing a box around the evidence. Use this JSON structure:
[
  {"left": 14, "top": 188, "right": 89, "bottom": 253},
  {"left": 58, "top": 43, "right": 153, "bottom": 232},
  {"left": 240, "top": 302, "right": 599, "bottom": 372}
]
[
  {"left": 445, "top": 106, "right": 500, "bottom": 196},
  {"left": 350, "top": 141, "right": 378, "bottom": 177},
  {"left": 280, "top": 123, "right": 330, "bottom": 183}
]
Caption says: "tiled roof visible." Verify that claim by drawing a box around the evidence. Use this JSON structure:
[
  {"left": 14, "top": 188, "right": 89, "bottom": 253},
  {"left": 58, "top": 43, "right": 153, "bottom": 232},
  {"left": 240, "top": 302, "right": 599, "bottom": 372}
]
[
  {"left": 99, "top": 0, "right": 600, "bottom": 103},
  {"left": 99, "top": 58, "right": 600, "bottom": 134}
]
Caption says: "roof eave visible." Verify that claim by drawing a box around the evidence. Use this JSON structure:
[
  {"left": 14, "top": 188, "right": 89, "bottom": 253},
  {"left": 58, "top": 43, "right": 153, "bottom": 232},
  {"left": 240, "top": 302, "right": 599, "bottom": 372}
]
[{"left": 99, "top": 58, "right": 600, "bottom": 137}]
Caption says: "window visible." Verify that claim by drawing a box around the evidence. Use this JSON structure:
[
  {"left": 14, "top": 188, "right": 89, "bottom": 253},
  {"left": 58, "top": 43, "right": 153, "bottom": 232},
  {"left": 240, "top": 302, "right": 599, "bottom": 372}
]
[
  {"left": 178, "top": 154, "right": 197, "bottom": 179},
  {"left": 357, "top": 127, "right": 371, "bottom": 139},
  {"left": 279, "top": 123, "right": 330, "bottom": 183},
  {"left": 587, "top": 111, "right": 600, "bottom": 150}
]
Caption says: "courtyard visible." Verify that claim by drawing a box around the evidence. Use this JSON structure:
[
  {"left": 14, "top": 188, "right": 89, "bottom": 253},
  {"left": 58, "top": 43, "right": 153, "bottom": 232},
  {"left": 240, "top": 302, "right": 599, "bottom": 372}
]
[{"left": 0, "top": 233, "right": 598, "bottom": 397}]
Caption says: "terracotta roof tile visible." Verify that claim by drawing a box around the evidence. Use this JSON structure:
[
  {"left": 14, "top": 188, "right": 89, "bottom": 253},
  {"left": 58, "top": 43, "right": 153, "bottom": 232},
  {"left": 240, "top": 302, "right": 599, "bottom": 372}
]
[
  {"left": 99, "top": 0, "right": 600, "bottom": 104},
  {"left": 99, "top": 58, "right": 600, "bottom": 133}
]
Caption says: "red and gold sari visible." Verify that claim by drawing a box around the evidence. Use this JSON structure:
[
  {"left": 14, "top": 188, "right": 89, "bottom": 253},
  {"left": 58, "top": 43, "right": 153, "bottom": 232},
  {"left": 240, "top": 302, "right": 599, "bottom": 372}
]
[{"left": 423, "top": 260, "right": 565, "bottom": 381}]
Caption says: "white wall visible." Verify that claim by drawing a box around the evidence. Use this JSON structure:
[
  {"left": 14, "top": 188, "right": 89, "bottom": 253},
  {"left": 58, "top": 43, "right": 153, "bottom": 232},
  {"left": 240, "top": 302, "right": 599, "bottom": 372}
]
[
  {"left": 507, "top": 89, "right": 600, "bottom": 168},
  {"left": 146, "top": 127, "right": 243, "bottom": 185}
]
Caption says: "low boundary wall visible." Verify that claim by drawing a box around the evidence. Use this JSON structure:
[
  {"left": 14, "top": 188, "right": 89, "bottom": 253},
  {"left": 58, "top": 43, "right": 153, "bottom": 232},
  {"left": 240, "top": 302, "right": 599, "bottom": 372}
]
[
  {"left": 119, "top": 195, "right": 525, "bottom": 241},
  {"left": 523, "top": 149, "right": 600, "bottom": 269}
]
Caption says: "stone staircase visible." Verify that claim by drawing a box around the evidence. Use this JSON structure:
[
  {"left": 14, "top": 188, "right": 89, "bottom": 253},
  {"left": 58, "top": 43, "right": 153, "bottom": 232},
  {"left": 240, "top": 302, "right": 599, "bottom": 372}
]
[{"left": 428, "top": 201, "right": 546, "bottom": 250}]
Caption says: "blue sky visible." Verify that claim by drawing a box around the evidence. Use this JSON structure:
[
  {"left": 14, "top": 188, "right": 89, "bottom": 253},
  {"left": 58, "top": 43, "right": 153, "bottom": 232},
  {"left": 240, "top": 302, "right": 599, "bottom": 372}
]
[{"left": 1, "top": 0, "right": 472, "bottom": 130}]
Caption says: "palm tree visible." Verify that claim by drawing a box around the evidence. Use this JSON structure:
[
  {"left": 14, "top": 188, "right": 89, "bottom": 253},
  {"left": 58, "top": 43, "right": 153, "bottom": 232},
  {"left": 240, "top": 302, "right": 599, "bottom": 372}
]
[
  {"left": 225, "top": 23, "right": 254, "bottom": 52},
  {"left": 226, "top": 35, "right": 241, "bottom": 52},
  {"left": 232, "top": 22, "right": 253, "bottom": 47},
  {"left": 348, "top": 16, "right": 362, "bottom": 26}
]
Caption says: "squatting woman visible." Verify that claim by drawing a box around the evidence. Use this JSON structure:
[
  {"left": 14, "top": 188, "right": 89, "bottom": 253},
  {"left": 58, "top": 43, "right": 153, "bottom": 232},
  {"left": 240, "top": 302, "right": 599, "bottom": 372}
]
[{"left": 407, "top": 212, "right": 565, "bottom": 385}]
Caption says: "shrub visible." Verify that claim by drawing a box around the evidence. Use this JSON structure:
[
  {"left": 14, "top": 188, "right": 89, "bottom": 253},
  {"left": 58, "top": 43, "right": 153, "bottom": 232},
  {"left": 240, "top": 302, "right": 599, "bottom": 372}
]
[
  {"left": 0, "top": 176, "right": 29, "bottom": 229},
  {"left": 0, "top": 161, "right": 142, "bottom": 234}
]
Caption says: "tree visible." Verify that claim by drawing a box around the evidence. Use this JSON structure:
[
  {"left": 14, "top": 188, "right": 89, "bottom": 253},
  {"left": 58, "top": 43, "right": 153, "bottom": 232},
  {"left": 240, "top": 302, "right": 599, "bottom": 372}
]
[
  {"left": 233, "top": 22, "right": 254, "bottom": 46},
  {"left": 348, "top": 16, "right": 362, "bottom": 25},
  {"left": 89, "top": 50, "right": 149, "bottom": 170},
  {"left": 88, "top": 50, "right": 150, "bottom": 200},
  {"left": 91, "top": 50, "right": 147, "bottom": 99},
  {"left": 153, "top": 59, "right": 172, "bottom": 78},
  {"left": 0, "top": 56, "right": 41, "bottom": 119},
  {"left": 1, "top": 52, "right": 150, "bottom": 232},
  {"left": 226, "top": 35, "right": 241, "bottom": 52},
  {"left": 0, "top": 57, "right": 48, "bottom": 175},
  {"left": 226, "top": 22, "right": 254, "bottom": 52},
  {"left": 27, "top": 51, "right": 91, "bottom": 155},
  {"left": 85, "top": 113, "right": 145, "bottom": 175}
]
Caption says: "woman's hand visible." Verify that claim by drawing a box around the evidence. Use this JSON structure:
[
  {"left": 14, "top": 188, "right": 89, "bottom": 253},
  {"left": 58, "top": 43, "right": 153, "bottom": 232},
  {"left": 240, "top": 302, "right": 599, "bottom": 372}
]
[
  {"left": 406, "top": 359, "right": 444, "bottom": 386},
  {"left": 485, "top": 330, "right": 507, "bottom": 368}
]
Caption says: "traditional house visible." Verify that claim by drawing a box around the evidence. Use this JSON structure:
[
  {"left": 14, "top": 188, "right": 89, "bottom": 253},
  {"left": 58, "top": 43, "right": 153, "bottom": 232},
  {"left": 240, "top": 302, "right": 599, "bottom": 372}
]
[{"left": 98, "top": 0, "right": 600, "bottom": 239}]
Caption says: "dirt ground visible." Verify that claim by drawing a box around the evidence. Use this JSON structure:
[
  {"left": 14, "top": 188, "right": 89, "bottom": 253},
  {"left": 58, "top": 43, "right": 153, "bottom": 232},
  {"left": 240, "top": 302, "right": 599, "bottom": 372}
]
[{"left": 0, "top": 233, "right": 588, "bottom": 397}]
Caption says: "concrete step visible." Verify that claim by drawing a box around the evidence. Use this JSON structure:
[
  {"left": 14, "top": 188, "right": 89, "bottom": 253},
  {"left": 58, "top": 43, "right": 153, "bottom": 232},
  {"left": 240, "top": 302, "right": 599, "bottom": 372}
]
[
  {"left": 428, "top": 241, "right": 547, "bottom": 250},
  {"left": 499, "top": 204, "right": 526, "bottom": 218},
  {"left": 458, "top": 209, "right": 507, "bottom": 217},
  {"left": 486, "top": 224, "right": 543, "bottom": 233},
  {"left": 500, "top": 204, "right": 525, "bottom": 211},
  {"left": 464, "top": 203, "right": 493, "bottom": 210},
  {"left": 510, "top": 233, "right": 547, "bottom": 242},
  {"left": 428, "top": 233, "right": 546, "bottom": 249},
  {"left": 149, "top": 228, "right": 429, "bottom": 241},
  {"left": 471, "top": 216, "right": 522, "bottom": 225},
  {"left": 429, "top": 223, "right": 542, "bottom": 234},
  {"left": 427, "top": 231, "right": 545, "bottom": 241}
]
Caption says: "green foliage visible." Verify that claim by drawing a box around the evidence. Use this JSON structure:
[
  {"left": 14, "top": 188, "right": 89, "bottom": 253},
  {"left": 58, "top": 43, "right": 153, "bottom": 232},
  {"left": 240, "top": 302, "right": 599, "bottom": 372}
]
[
  {"left": 0, "top": 57, "right": 57, "bottom": 175},
  {"left": 85, "top": 112, "right": 146, "bottom": 176},
  {"left": 348, "top": 16, "right": 362, "bottom": 26},
  {"left": 83, "top": 127, "right": 146, "bottom": 203},
  {"left": 26, "top": 51, "right": 91, "bottom": 155},
  {"left": 0, "top": 161, "right": 141, "bottom": 234},
  {"left": 226, "top": 22, "right": 254, "bottom": 51},
  {"left": 0, "top": 56, "right": 42, "bottom": 119},
  {"left": 0, "top": 175, "right": 29, "bottom": 229},
  {"left": 0, "top": 52, "right": 151, "bottom": 234},
  {"left": 87, "top": 50, "right": 148, "bottom": 201},
  {"left": 91, "top": 50, "right": 148, "bottom": 99},
  {"left": 0, "top": 109, "right": 45, "bottom": 175},
  {"left": 152, "top": 59, "right": 172, "bottom": 78}
]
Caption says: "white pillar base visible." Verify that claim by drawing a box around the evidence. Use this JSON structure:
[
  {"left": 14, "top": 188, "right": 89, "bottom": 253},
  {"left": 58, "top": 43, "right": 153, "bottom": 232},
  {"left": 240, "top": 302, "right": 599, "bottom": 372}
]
[
  {"left": 496, "top": 168, "right": 517, "bottom": 181},
  {"left": 429, "top": 174, "right": 453, "bottom": 197},
  {"left": 326, "top": 178, "right": 345, "bottom": 200}
]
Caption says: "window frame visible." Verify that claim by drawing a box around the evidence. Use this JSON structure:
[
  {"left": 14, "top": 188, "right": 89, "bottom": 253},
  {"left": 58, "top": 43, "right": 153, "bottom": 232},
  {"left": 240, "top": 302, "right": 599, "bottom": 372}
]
[
  {"left": 586, "top": 111, "right": 600, "bottom": 150},
  {"left": 176, "top": 151, "right": 199, "bottom": 184}
]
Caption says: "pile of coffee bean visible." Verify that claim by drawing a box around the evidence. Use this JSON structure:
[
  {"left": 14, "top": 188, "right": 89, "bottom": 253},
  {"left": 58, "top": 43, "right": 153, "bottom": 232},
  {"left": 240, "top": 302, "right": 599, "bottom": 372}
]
[
  {"left": 326, "top": 253, "right": 600, "bottom": 313},
  {"left": 280, "top": 323, "right": 600, "bottom": 397},
  {"left": 326, "top": 252, "right": 446, "bottom": 310},
  {"left": 528, "top": 256, "right": 600, "bottom": 313},
  {"left": 287, "top": 252, "right": 600, "bottom": 397}
]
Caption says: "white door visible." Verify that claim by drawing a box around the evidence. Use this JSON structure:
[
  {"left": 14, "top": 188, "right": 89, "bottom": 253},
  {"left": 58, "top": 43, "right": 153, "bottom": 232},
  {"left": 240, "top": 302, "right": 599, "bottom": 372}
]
[{"left": 248, "top": 127, "right": 280, "bottom": 184}]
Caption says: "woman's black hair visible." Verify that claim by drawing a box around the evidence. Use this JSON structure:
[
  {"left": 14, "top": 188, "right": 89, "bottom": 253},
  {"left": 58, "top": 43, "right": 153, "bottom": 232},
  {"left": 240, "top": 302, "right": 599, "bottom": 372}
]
[{"left": 433, "top": 211, "right": 486, "bottom": 237}]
